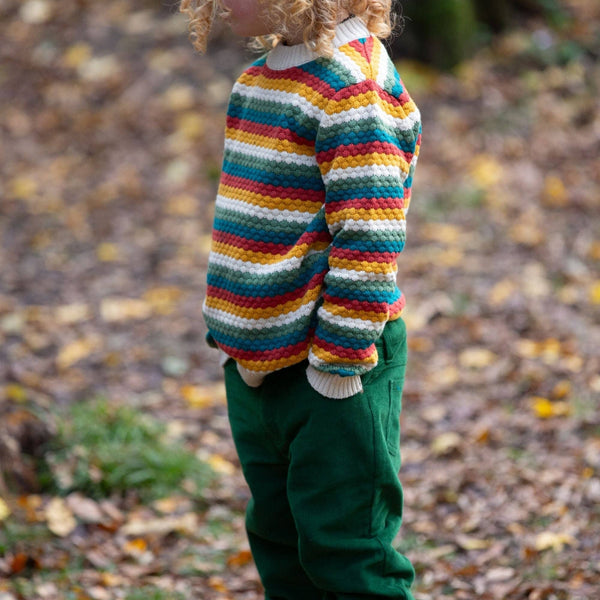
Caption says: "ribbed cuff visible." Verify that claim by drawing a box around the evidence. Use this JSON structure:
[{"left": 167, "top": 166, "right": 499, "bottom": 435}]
[
  {"left": 236, "top": 363, "right": 267, "bottom": 388},
  {"left": 306, "top": 365, "right": 363, "bottom": 399}
]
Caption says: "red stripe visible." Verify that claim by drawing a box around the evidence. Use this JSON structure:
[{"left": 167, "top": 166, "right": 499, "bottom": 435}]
[
  {"left": 213, "top": 229, "right": 329, "bottom": 254},
  {"left": 213, "top": 231, "right": 288, "bottom": 255},
  {"left": 220, "top": 173, "right": 324, "bottom": 203},
  {"left": 207, "top": 272, "right": 325, "bottom": 309},
  {"left": 322, "top": 296, "right": 388, "bottom": 314},
  {"left": 227, "top": 116, "right": 313, "bottom": 147},
  {"left": 260, "top": 65, "right": 337, "bottom": 97},
  {"left": 223, "top": 339, "right": 309, "bottom": 362},
  {"left": 329, "top": 248, "right": 398, "bottom": 262},
  {"left": 326, "top": 197, "right": 405, "bottom": 212},
  {"left": 313, "top": 338, "right": 377, "bottom": 360},
  {"left": 317, "top": 142, "right": 408, "bottom": 164}
]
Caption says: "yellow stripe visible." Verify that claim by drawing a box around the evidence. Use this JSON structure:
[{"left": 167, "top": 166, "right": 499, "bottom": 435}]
[
  {"left": 328, "top": 90, "right": 417, "bottom": 118},
  {"left": 225, "top": 128, "right": 315, "bottom": 156},
  {"left": 339, "top": 44, "right": 373, "bottom": 80},
  {"left": 237, "top": 72, "right": 329, "bottom": 109},
  {"left": 211, "top": 240, "right": 329, "bottom": 265},
  {"left": 311, "top": 345, "right": 379, "bottom": 365},
  {"left": 320, "top": 153, "right": 410, "bottom": 174},
  {"left": 321, "top": 303, "right": 390, "bottom": 322},
  {"left": 237, "top": 351, "right": 309, "bottom": 372},
  {"left": 218, "top": 184, "right": 323, "bottom": 213},
  {"left": 328, "top": 257, "right": 397, "bottom": 274},
  {"left": 205, "top": 285, "right": 321, "bottom": 318},
  {"left": 327, "top": 208, "right": 406, "bottom": 225}
]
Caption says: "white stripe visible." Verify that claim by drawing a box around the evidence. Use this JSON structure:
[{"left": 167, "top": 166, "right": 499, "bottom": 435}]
[
  {"left": 334, "top": 47, "right": 366, "bottom": 83},
  {"left": 375, "top": 44, "right": 390, "bottom": 89},
  {"left": 325, "top": 163, "right": 409, "bottom": 181},
  {"left": 235, "top": 83, "right": 324, "bottom": 117},
  {"left": 334, "top": 218, "right": 406, "bottom": 232},
  {"left": 327, "top": 268, "right": 397, "bottom": 283},
  {"left": 317, "top": 306, "right": 386, "bottom": 331},
  {"left": 324, "top": 102, "right": 420, "bottom": 132},
  {"left": 225, "top": 138, "right": 317, "bottom": 167},
  {"left": 215, "top": 194, "right": 317, "bottom": 223},
  {"left": 208, "top": 249, "right": 325, "bottom": 275},
  {"left": 204, "top": 299, "right": 316, "bottom": 329}
]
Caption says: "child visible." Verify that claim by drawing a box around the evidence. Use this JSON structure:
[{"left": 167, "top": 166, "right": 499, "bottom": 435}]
[{"left": 180, "top": 1, "right": 422, "bottom": 598}]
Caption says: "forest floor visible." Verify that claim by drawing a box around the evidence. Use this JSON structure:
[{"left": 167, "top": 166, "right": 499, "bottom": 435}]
[{"left": 1, "top": 1, "right": 599, "bottom": 599}]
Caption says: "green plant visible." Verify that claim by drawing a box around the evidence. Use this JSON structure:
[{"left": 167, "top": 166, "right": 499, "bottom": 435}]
[
  {"left": 124, "top": 588, "right": 186, "bottom": 600},
  {"left": 39, "top": 399, "right": 213, "bottom": 502}
]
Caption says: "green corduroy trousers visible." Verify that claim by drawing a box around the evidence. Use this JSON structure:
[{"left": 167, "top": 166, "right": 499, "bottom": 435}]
[{"left": 223, "top": 317, "right": 415, "bottom": 600}]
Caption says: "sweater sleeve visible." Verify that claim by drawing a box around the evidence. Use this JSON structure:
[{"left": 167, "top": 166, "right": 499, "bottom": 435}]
[{"left": 310, "top": 79, "right": 421, "bottom": 388}]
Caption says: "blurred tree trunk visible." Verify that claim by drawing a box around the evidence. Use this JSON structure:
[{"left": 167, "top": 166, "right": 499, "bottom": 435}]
[{"left": 391, "top": 0, "right": 565, "bottom": 68}]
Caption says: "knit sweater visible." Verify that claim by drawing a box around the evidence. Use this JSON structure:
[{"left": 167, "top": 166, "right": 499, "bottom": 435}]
[{"left": 203, "top": 17, "right": 421, "bottom": 398}]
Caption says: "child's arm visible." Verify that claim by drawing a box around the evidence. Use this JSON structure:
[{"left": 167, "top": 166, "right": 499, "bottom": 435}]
[{"left": 310, "top": 78, "right": 421, "bottom": 398}]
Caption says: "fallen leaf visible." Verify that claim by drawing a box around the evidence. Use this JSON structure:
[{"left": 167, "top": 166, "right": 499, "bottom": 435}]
[
  {"left": 206, "top": 454, "right": 237, "bottom": 475},
  {"left": 226, "top": 549, "right": 253, "bottom": 568},
  {"left": 469, "top": 154, "right": 503, "bottom": 188},
  {"left": 431, "top": 432, "right": 462, "bottom": 456},
  {"left": 459, "top": 347, "right": 497, "bottom": 369},
  {"left": 121, "top": 512, "right": 198, "bottom": 536},
  {"left": 100, "top": 297, "right": 152, "bottom": 322},
  {"left": 530, "top": 397, "right": 571, "bottom": 419},
  {"left": 0, "top": 497, "right": 11, "bottom": 521},
  {"left": 535, "top": 531, "right": 576, "bottom": 552},
  {"left": 56, "top": 336, "right": 101, "bottom": 369},
  {"left": 45, "top": 497, "right": 77, "bottom": 537}
]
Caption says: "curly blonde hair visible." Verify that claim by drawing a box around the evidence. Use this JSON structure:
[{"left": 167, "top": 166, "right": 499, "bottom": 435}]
[{"left": 179, "top": 0, "right": 395, "bottom": 56}]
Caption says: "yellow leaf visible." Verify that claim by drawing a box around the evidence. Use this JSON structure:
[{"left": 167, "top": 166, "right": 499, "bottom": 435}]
[
  {"left": 96, "top": 243, "right": 120, "bottom": 262},
  {"left": 143, "top": 286, "right": 184, "bottom": 315},
  {"left": 207, "top": 454, "right": 237, "bottom": 476},
  {"left": 431, "top": 432, "right": 462, "bottom": 456},
  {"left": 176, "top": 112, "right": 205, "bottom": 140},
  {"left": 535, "top": 531, "right": 576, "bottom": 552},
  {"left": 56, "top": 336, "right": 100, "bottom": 370},
  {"left": 165, "top": 193, "right": 198, "bottom": 216},
  {"left": 0, "top": 498, "right": 11, "bottom": 521},
  {"left": 552, "top": 380, "right": 571, "bottom": 399},
  {"left": 420, "top": 223, "right": 463, "bottom": 244},
  {"left": 9, "top": 176, "right": 38, "bottom": 200},
  {"left": 208, "top": 576, "right": 229, "bottom": 594},
  {"left": 124, "top": 538, "right": 147, "bottom": 555},
  {"left": 456, "top": 535, "right": 491, "bottom": 551},
  {"left": 63, "top": 43, "right": 93, "bottom": 69},
  {"left": 162, "top": 85, "right": 195, "bottom": 111},
  {"left": 542, "top": 175, "right": 568, "bottom": 207},
  {"left": 5, "top": 383, "right": 27, "bottom": 402},
  {"left": 100, "top": 297, "right": 152, "bottom": 322},
  {"left": 55, "top": 303, "right": 91, "bottom": 324},
  {"left": 181, "top": 383, "right": 225, "bottom": 408},
  {"left": 45, "top": 497, "right": 77, "bottom": 537},
  {"left": 530, "top": 397, "right": 571, "bottom": 419},
  {"left": 589, "top": 281, "right": 600, "bottom": 305},
  {"left": 487, "top": 279, "right": 516, "bottom": 306},
  {"left": 459, "top": 347, "right": 497, "bottom": 369},
  {"left": 469, "top": 154, "right": 503, "bottom": 189}
]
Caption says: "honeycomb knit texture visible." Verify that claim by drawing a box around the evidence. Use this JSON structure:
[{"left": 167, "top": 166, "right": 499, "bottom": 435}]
[{"left": 203, "top": 17, "right": 422, "bottom": 398}]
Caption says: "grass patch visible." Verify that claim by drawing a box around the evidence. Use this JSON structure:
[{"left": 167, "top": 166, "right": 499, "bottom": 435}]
[{"left": 39, "top": 399, "right": 213, "bottom": 502}]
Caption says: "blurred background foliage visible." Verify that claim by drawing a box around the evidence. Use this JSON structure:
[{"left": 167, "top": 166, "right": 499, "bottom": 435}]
[{"left": 0, "top": 0, "right": 599, "bottom": 599}]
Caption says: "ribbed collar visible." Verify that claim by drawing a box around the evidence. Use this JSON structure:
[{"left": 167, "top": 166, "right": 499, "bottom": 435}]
[{"left": 266, "top": 17, "right": 370, "bottom": 71}]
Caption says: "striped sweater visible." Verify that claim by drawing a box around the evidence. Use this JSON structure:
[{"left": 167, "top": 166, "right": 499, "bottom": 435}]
[{"left": 203, "top": 17, "right": 421, "bottom": 398}]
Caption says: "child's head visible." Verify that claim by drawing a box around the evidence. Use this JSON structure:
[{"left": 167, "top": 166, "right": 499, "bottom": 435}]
[{"left": 180, "top": 0, "right": 394, "bottom": 56}]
